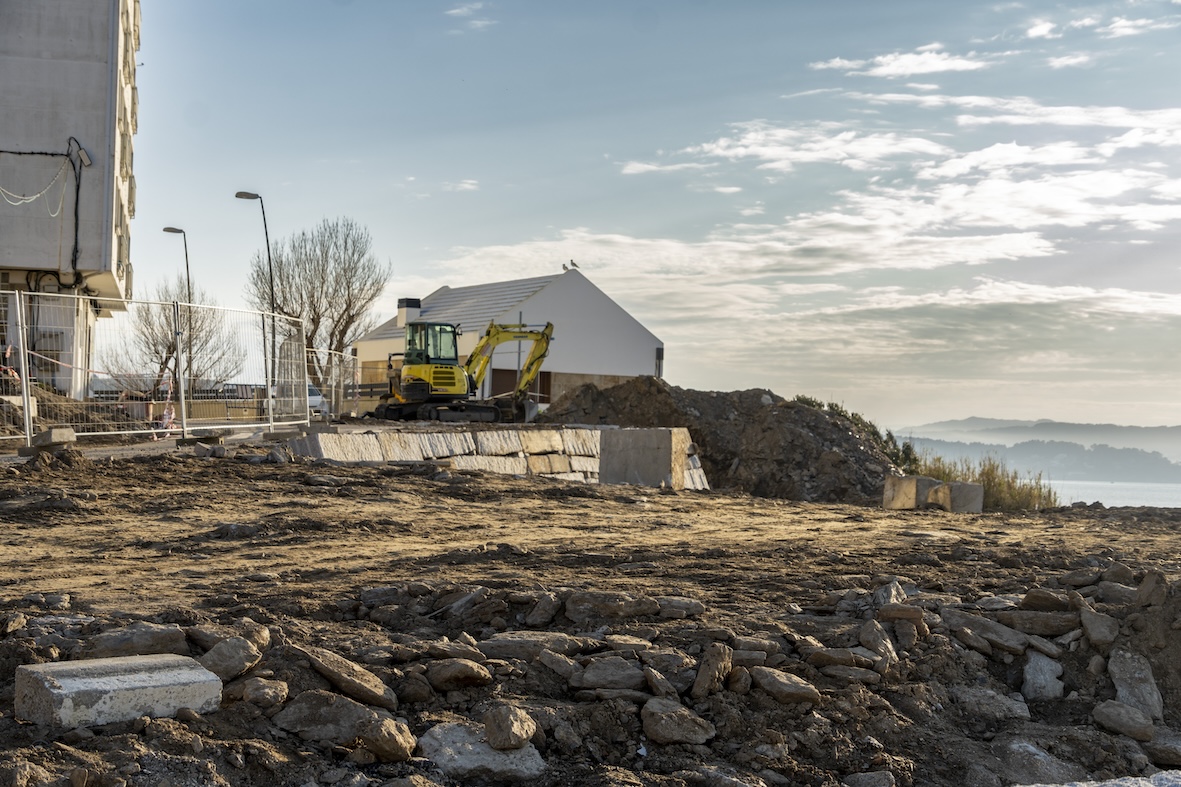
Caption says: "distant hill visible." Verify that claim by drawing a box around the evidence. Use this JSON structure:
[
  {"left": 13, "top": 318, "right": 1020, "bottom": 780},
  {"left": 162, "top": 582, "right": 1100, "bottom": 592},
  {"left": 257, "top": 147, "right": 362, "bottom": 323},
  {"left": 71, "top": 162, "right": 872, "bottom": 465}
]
[
  {"left": 907, "top": 438, "right": 1181, "bottom": 483},
  {"left": 902, "top": 419, "right": 1181, "bottom": 463}
]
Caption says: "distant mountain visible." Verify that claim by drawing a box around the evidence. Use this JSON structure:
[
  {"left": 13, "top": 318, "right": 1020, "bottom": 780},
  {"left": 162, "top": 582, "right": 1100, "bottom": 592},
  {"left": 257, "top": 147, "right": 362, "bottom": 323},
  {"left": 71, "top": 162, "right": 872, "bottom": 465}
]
[
  {"left": 908, "top": 438, "right": 1181, "bottom": 483},
  {"left": 902, "top": 419, "right": 1181, "bottom": 463}
]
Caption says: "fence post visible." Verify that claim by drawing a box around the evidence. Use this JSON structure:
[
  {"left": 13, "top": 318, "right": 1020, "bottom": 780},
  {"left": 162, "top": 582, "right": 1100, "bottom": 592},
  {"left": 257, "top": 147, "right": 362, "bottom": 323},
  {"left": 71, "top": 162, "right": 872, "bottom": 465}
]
[
  {"left": 262, "top": 313, "right": 274, "bottom": 432},
  {"left": 173, "top": 302, "right": 189, "bottom": 438},
  {"left": 13, "top": 292, "right": 34, "bottom": 446}
]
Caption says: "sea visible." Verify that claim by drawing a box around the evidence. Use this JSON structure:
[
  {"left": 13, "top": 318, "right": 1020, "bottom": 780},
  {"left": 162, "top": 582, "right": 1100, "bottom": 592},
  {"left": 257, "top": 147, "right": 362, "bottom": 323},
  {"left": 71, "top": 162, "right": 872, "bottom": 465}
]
[{"left": 1047, "top": 480, "right": 1181, "bottom": 508}]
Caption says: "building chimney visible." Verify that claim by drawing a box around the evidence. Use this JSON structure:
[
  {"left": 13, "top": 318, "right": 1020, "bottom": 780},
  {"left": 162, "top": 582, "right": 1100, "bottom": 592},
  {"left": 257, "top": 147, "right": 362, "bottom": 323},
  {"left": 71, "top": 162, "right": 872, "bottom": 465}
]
[{"left": 396, "top": 297, "right": 421, "bottom": 327}]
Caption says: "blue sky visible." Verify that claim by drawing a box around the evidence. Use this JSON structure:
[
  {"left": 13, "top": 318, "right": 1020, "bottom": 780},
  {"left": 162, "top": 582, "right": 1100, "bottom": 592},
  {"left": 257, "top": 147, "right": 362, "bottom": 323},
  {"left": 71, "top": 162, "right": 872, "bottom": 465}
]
[{"left": 131, "top": 1, "right": 1181, "bottom": 429}]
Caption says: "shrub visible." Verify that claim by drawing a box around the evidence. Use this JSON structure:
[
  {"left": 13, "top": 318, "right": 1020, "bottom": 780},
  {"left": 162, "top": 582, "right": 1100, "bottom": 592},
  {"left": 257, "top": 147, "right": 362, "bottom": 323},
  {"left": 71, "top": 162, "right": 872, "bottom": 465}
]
[{"left": 912, "top": 453, "right": 1059, "bottom": 511}]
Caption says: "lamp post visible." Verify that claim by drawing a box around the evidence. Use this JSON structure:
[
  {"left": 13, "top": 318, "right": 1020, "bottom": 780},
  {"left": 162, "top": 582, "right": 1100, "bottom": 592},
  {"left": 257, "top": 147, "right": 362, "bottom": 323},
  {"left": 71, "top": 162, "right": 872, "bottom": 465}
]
[
  {"left": 234, "top": 191, "right": 277, "bottom": 384},
  {"left": 162, "top": 226, "right": 193, "bottom": 390}
]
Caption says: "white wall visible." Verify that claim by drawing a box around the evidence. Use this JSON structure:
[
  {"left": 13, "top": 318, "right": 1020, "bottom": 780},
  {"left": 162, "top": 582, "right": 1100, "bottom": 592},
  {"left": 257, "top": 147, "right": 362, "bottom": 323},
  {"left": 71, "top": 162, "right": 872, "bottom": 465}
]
[
  {"left": 0, "top": 0, "right": 137, "bottom": 301},
  {"left": 486, "top": 270, "right": 663, "bottom": 378}
]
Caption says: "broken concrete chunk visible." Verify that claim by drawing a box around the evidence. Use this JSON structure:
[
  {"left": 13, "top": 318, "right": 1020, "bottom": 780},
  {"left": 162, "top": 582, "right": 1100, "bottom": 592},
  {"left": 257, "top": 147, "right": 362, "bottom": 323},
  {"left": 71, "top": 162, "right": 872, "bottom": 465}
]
[
  {"left": 416, "top": 721, "right": 546, "bottom": 782},
  {"left": 16, "top": 654, "right": 221, "bottom": 727},
  {"left": 1021, "top": 651, "right": 1064, "bottom": 701},
  {"left": 926, "top": 481, "right": 984, "bottom": 513}
]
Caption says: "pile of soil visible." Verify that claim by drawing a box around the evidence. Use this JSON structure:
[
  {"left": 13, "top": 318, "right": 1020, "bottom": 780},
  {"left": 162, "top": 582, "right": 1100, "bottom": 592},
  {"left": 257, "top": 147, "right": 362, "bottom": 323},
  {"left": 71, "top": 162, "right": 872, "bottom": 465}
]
[
  {"left": 541, "top": 377, "right": 898, "bottom": 502},
  {"left": 4, "top": 450, "right": 1181, "bottom": 786}
]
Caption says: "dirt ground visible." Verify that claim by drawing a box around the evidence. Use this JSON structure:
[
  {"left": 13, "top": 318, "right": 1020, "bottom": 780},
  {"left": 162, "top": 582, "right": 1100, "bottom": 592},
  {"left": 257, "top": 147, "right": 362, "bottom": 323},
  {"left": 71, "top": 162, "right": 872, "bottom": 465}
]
[{"left": 3, "top": 442, "right": 1181, "bottom": 787}]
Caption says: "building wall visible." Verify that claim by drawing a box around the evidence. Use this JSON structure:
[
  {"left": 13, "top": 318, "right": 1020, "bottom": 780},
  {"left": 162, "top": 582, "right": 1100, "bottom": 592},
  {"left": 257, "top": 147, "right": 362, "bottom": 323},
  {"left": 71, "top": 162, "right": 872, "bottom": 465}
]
[{"left": 0, "top": 0, "right": 139, "bottom": 302}]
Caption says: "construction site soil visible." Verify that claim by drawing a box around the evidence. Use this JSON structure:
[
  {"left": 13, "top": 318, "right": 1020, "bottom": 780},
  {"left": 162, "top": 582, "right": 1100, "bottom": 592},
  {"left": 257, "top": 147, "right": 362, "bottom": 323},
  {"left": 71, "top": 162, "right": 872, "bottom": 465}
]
[{"left": 2, "top": 382, "right": 1181, "bottom": 787}]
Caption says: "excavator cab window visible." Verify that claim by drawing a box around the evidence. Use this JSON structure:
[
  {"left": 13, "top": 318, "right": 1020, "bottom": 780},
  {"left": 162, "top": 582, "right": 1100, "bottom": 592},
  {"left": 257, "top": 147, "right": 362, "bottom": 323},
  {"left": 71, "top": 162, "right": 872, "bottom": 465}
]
[{"left": 405, "top": 322, "right": 459, "bottom": 365}]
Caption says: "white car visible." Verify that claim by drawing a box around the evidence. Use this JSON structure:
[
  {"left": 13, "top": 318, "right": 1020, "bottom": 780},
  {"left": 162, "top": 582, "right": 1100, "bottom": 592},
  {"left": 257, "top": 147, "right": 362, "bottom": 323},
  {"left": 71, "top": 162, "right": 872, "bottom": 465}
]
[{"left": 308, "top": 384, "right": 328, "bottom": 417}]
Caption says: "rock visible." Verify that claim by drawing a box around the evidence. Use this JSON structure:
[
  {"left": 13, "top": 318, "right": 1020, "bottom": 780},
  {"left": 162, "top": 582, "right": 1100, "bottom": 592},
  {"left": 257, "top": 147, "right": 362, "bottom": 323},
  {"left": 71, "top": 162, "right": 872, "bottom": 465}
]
[
  {"left": 539, "top": 649, "right": 580, "bottom": 680},
  {"left": 691, "top": 642, "right": 733, "bottom": 699},
  {"left": 242, "top": 677, "right": 288, "bottom": 708},
  {"left": 859, "top": 620, "right": 898, "bottom": 672},
  {"left": 1021, "top": 651, "right": 1064, "bottom": 701},
  {"left": 564, "top": 591, "right": 660, "bottom": 624},
  {"left": 199, "top": 636, "right": 261, "bottom": 682},
  {"left": 2, "top": 612, "right": 28, "bottom": 636},
  {"left": 991, "top": 737, "right": 1087, "bottom": 786},
  {"left": 1079, "top": 607, "right": 1119, "bottom": 649},
  {"left": 416, "top": 721, "right": 546, "bottom": 782},
  {"left": 1092, "top": 699, "right": 1154, "bottom": 741},
  {"left": 295, "top": 645, "right": 399, "bottom": 711},
  {"left": 1108, "top": 649, "right": 1164, "bottom": 721},
  {"left": 358, "top": 716, "right": 417, "bottom": 762},
  {"left": 656, "top": 596, "right": 706, "bottom": 618},
  {"left": 806, "top": 648, "right": 871, "bottom": 668},
  {"left": 1102, "top": 561, "right": 1136, "bottom": 585},
  {"left": 871, "top": 580, "right": 906, "bottom": 608},
  {"left": 842, "top": 773, "right": 896, "bottom": 787},
  {"left": 396, "top": 672, "right": 435, "bottom": 704},
  {"left": 1019, "top": 588, "right": 1070, "bottom": 611},
  {"left": 940, "top": 608, "right": 1028, "bottom": 654},
  {"left": 476, "top": 631, "right": 586, "bottom": 661},
  {"left": 1059, "top": 567, "right": 1102, "bottom": 587},
  {"left": 749, "top": 667, "right": 821, "bottom": 705},
  {"left": 426, "top": 658, "right": 493, "bottom": 691},
  {"left": 524, "top": 593, "right": 561, "bottom": 626},
  {"left": 1142, "top": 726, "right": 1181, "bottom": 766},
  {"left": 1135, "top": 570, "right": 1169, "bottom": 607},
  {"left": 994, "top": 610, "right": 1079, "bottom": 636},
  {"left": 949, "top": 686, "right": 1030, "bottom": 723},
  {"left": 572, "top": 656, "right": 645, "bottom": 691},
  {"left": 272, "top": 690, "right": 380, "bottom": 743},
  {"left": 644, "top": 666, "right": 679, "bottom": 698},
  {"left": 893, "top": 620, "right": 919, "bottom": 652},
  {"left": 877, "top": 603, "right": 923, "bottom": 622},
  {"left": 1097, "top": 581, "right": 1137, "bottom": 605},
  {"left": 820, "top": 665, "right": 881, "bottom": 684},
  {"left": 86, "top": 622, "right": 188, "bottom": 658},
  {"left": 641, "top": 697, "right": 716, "bottom": 744},
  {"left": 483, "top": 705, "right": 537, "bottom": 750}
]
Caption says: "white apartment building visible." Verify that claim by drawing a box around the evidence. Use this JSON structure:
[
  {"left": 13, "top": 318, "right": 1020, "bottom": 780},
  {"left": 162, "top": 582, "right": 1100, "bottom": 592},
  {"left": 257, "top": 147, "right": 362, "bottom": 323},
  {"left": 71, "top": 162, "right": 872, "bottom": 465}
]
[{"left": 0, "top": 0, "right": 140, "bottom": 395}]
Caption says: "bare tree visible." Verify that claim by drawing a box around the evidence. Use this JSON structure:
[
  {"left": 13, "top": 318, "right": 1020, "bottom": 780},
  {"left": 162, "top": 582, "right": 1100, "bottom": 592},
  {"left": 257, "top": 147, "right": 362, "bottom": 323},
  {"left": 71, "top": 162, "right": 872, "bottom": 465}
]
[
  {"left": 245, "top": 217, "right": 391, "bottom": 390},
  {"left": 101, "top": 276, "right": 245, "bottom": 396}
]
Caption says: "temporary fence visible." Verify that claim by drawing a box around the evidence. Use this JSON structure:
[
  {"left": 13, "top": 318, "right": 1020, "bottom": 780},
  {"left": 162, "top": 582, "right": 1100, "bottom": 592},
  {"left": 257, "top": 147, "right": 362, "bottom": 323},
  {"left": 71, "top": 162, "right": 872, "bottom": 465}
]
[
  {"left": 0, "top": 289, "right": 308, "bottom": 445},
  {"left": 306, "top": 347, "right": 360, "bottom": 419}
]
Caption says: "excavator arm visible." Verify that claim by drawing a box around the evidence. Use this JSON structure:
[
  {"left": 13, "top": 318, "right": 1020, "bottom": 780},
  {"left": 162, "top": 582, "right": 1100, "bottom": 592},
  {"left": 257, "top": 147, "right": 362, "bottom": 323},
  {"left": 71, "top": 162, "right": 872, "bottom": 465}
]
[{"left": 464, "top": 322, "right": 554, "bottom": 402}]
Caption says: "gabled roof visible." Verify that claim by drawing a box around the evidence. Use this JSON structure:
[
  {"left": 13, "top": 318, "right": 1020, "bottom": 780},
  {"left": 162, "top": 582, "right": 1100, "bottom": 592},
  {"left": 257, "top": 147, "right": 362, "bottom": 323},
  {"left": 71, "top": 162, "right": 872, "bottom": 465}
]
[{"left": 359, "top": 273, "right": 560, "bottom": 344}]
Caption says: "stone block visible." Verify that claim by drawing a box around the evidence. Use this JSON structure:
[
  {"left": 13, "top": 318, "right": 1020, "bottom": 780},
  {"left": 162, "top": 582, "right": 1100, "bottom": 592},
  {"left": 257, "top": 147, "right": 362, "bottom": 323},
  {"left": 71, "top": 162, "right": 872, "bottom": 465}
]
[
  {"left": 882, "top": 476, "right": 940, "bottom": 510},
  {"left": 685, "top": 467, "right": 711, "bottom": 491},
  {"left": 927, "top": 481, "right": 985, "bottom": 513},
  {"left": 543, "top": 454, "right": 571, "bottom": 474},
  {"left": 474, "top": 431, "right": 523, "bottom": 456},
  {"left": 451, "top": 455, "right": 529, "bottom": 475},
  {"left": 421, "top": 432, "right": 475, "bottom": 458},
  {"left": 561, "top": 428, "right": 601, "bottom": 457},
  {"left": 15, "top": 654, "right": 222, "bottom": 727},
  {"left": 569, "top": 455, "right": 599, "bottom": 473},
  {"left": 520, "top": 430, "right": 563, "bottom": 455},
  {"left": 599, "top": 428, "right": 691, "bottom": 489},
  {"left": 31, "top": 427, "right": 76, "bottom": 447},
  {"left": 376, "top": 431, "right": 426, "bottom": 462},
  {"left": 526, "top": 454, "right": 554, "bottom": 474}
]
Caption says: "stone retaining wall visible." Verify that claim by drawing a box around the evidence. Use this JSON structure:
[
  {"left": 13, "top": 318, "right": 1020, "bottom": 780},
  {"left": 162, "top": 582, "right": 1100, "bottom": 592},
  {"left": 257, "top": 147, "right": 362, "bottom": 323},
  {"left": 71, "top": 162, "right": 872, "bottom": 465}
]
[{"left": 288, "top": 426, "right": 710, "bottom": 490}]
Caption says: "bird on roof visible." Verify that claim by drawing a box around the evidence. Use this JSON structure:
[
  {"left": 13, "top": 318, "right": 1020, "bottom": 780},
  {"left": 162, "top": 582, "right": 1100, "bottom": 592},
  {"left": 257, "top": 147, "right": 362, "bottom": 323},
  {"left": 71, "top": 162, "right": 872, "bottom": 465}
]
[
  {"left": 562, "top": 263, "right": 569, "bottom": 271},
  {"left": 569, "top": 260, "right": 579, "bottom": 269}
]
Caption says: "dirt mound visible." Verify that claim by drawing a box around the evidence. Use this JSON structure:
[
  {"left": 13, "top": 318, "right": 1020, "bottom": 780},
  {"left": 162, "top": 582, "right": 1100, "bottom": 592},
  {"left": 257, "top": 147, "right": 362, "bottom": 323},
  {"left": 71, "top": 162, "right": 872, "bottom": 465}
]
[{"left": 541, "top": 376, "right": 898, "bottom": 502}]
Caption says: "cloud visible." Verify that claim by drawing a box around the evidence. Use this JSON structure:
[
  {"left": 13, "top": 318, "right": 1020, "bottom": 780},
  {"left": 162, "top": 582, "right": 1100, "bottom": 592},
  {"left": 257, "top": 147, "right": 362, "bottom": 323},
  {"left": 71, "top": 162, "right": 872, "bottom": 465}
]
[
  {"left": 1026, "top": 20, "right": 1060, "bottom": 38},
  {"left": 686, "top": 121, "right": 953, "bottom": 173},
  {"left": 443, "top": 180, "right": 480, "bottom": 191},
  {"left": 916, "top": 141, "right": 1101, "bottom": 178},
  {"left": 621, "top": 161, "right": 712, "bottom": 175},
  {"left": 445, "top": 2, "right": 496, "bottom": 31},
  {"left": 445, "top": 3, "right": 483, "bottom": 17},
  {"left": 810, "top": 47, "right": 992, "bottom": 77},
  {"left": 1099, "top": 17, "right": 1181, "bottom": 37},
  {"left": 714, "top": 186, "right": 742, "bottom": 194},
  {"left": 1047, "top": 54, "right": 1092, "bottom": 68},
  {"left": 848, "top": 92, "right": 1181, "bottom": 130}
]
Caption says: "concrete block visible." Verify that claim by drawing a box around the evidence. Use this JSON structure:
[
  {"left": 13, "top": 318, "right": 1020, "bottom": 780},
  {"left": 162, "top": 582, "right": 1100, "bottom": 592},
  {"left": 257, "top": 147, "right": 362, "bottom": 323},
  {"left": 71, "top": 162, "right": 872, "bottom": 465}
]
[
  {"left": 685, "top": 467, "right": 711, "bottom": 491},
  {"left": 927, "top": 481, "right": 985, "bottom": 513},
  {"left": 421, "top": 432, "right": 476, "bottom": 459},
  {"left": 520, "top": 429, "right": 564, "bottom": 455},
  {"left": 319, "top": 433, "right": 385, "bottom": 463},
  {"left": 599, "top": 428, "right": 691, "bottom": 489},
  {"left": 561, "top": 428, "right": 601, "bottom": 457},
  {"left": 31, "top": 427, "right": 76, "bottom": 447},
  {"left": 0, "top": 395, "right": 37, "bottom": 418},
  {"left": 548, "top": 472, "right": 588, "bottom": 483},
  {"left": 15, "top": 654, "right": 222, "bottom": 727},
  {"left": 569, "top": 455, "right": 599, "bottom": 474},
  {"left": 451, "top": 455, "right": 529, "bottom": 475},
  {"left": 526, "top": 454, "right": 555, "bottom": 475},
  {"left": 474, "top": 431, "right": 523, "bottom": 456},
  {"left": 882, "top": 476, "right": 941, "bottom": 510},
  {"left": 376, "top": 431, "right": 427, "bottom": 462}
]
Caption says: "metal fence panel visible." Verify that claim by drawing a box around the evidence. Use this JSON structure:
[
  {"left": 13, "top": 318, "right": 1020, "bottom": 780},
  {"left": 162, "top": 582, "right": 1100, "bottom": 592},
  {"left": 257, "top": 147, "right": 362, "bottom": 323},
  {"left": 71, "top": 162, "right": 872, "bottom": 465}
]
[
  {"left": 307, "top": 348, "right": 359, "bottom": 418},
  {"left": 0, "top": 290, "right": 309, "bottom": 443}
]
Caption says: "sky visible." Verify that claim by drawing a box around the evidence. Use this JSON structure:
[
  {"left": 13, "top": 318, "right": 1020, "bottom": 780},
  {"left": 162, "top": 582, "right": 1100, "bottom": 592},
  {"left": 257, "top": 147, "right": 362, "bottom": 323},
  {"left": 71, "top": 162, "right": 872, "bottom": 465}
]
[{"left": 130, "top": 0, "right": 1181, "bottom": 430}]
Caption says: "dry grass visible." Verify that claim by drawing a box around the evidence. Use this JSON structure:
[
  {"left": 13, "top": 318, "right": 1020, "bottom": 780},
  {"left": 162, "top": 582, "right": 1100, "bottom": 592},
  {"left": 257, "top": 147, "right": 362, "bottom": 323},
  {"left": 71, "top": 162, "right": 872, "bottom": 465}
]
[{"left": 913, "top": 453, "right": 1060, "bottom": 511}]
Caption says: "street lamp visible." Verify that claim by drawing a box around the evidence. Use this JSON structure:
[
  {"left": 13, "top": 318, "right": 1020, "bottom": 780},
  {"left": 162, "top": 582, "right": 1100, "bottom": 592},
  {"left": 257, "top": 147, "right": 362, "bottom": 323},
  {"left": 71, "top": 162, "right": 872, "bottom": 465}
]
[
  {"left": 235, "top": 191, "right": 277, "bottom": 383},
  {"left": 162, "top": 226, "right": 193, "bottom": 391}
]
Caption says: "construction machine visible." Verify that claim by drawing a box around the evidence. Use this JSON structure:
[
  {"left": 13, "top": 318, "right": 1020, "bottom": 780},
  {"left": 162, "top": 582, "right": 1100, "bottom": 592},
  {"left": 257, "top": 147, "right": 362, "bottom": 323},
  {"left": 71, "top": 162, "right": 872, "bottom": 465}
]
[{"left": 372, "top": 320, "right": 554, "bottom": 422}]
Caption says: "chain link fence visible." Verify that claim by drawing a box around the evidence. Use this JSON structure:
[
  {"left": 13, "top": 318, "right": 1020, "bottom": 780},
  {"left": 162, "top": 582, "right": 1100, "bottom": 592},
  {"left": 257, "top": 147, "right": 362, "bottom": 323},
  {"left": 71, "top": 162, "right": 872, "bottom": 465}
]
[{"left": 1, "top": 289, "right": 309, "bottom": 444}]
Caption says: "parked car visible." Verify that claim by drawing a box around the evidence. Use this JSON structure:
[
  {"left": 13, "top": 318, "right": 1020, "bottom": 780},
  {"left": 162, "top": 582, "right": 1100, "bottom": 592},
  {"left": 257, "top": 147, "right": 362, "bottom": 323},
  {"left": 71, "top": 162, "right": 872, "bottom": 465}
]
[{"left": 308, "top": 384, "right": 327, "bottom": 417}]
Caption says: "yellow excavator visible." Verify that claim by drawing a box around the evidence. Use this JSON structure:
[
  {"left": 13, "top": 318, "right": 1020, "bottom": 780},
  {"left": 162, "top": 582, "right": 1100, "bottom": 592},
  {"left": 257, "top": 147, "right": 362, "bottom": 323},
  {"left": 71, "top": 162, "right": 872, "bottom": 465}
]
[{"left": 373, "top": 320, "right": 554, "bottom": 422}]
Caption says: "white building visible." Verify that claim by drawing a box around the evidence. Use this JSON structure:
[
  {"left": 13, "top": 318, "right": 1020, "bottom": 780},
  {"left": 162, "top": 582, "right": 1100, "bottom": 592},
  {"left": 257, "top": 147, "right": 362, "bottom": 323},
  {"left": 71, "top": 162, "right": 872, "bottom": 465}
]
[
  {"left": 0, "top": 0, "right": 140, "bottom": 395},
  {"left": 354, "top": 270, "right": 664, "bottom": 406}
]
